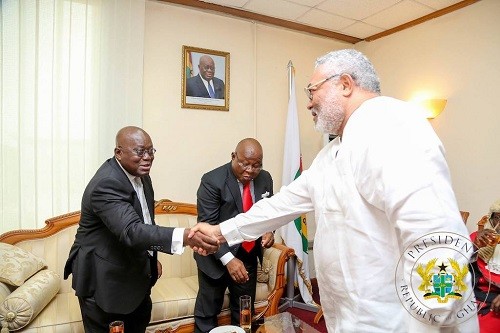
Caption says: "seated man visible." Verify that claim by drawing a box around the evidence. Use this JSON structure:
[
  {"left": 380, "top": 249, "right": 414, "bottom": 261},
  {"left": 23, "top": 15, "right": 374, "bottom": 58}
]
[{"left": 470, "top": 199, "right": 500, "bottom": 333}]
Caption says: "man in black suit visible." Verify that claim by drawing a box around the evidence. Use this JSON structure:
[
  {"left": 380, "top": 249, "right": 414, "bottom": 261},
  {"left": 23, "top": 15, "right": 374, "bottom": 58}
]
[
  {"left": 186, "top": 55, "right": 225, "bottom": 99},
  {"left": 64, "top": 126, "right": 218, "bottom": 333},
  {"left": 194, "top": 138, "right": 274, "bottom": 333}
]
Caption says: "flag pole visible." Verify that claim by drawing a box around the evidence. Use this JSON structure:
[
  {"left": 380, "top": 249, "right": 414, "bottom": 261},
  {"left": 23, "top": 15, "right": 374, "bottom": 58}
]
[
  {"left": 279, "top": 61, "right": 319, "bottom": 314},
  {"left": 282, "top": 60, "right": 297, "bottom": 309}
]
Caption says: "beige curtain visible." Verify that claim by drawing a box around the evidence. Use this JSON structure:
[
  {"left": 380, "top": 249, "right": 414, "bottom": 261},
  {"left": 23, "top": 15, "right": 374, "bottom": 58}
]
[{"left": 0, "top": 0, "right": 145, "bottom": 233}]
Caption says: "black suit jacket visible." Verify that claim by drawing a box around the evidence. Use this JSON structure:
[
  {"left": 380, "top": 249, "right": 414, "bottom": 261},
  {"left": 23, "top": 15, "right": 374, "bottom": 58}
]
[
  {"left": 63, "top": 158, "right": 175, "bottom": 314},
  {"left": 186, "top": 74, "right": 225, "bottom": 99},
  {"left": 194, "top": 162, "right": 273, "bottom": 279}
]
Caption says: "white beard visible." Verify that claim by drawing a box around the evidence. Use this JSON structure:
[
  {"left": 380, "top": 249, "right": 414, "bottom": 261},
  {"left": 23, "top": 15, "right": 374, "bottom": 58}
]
[{"left": 313, "top": 89, "right": 344, "bottom": 135}]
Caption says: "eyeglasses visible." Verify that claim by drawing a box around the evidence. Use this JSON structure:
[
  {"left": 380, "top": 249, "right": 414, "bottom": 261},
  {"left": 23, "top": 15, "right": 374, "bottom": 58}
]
[
  {"left": 304, "top": 74, "right": 340, "bottom": 100},
  {"left": 490, "top": 215, "right": 500, "bottom": 222},
  {"left": 120, "top": 147, "right": 156, "bottom": 158},
  {"left": 234, "top": 152, "right": 262, "bottom": 172},
  {"left": 201, "top": 65, "right": 215, "bottom": 71}
]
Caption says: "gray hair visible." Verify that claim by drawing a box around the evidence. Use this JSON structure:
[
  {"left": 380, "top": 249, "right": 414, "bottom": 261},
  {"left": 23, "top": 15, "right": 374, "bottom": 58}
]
[
  {"left": 489, "top": 199, "right": 500, "bottom": 215},
  {"left": 315, "top": 49, "right": 381, "bottom": 94}
]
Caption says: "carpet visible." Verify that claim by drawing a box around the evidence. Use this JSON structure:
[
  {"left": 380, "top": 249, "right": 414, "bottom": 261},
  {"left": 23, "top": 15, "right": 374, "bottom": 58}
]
[{"left": 285, "top": 307, "right": 327, "bottom": 332}]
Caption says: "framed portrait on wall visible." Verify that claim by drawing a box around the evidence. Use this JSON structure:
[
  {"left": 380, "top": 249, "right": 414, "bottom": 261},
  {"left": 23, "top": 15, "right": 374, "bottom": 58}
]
[{"left": 181, "top": 46, "right": 230, "bottom": 111}]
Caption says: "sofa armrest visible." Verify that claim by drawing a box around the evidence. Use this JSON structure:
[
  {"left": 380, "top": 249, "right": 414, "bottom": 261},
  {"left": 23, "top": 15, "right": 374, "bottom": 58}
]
[
  {"left": 0, "top": 269, "right": 60, "bottom": 332},
  {"left": 256, "top": 243, "right": 294, "bottom": 319}
]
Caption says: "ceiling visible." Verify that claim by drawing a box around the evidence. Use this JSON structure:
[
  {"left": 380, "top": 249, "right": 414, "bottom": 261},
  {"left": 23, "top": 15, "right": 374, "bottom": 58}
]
[{"left": 159, "top": 0, "right": 479, "bottom": 43}]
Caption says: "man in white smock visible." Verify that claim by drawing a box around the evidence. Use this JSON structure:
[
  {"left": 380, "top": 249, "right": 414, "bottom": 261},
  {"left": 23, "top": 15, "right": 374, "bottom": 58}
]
[{"left": 190, "top": 49, "right": 479, "bottom": 333}]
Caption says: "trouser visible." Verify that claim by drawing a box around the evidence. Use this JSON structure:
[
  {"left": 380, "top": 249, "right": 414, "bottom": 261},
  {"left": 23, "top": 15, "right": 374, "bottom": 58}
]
[
  {"left": 78, "top": 294, "right": 152, "bottom": 333},
  {"left": 194, "top": 254, "right": 257, "bottom": 333}
]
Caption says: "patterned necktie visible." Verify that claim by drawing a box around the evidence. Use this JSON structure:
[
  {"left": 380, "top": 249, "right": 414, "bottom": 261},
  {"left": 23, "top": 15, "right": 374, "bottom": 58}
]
[
  {"left": 207, "top": 82, "right": 215, "bottom": 98},
  {"left": 241, "top": 183, "right": 255, "bottom": 252}
]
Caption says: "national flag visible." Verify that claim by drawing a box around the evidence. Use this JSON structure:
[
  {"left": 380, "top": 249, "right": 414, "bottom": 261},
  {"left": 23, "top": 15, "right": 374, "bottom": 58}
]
[
  {"left": 280, "top": 67, "right": 314, "bottom": 304},
  {"left": 186, "top": 51, "right": 193, "bottom": 77}
]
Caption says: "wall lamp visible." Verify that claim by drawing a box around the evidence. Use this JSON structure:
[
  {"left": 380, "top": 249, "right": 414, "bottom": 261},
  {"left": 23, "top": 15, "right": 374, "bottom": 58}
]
[{"left": 416, "top": 99, "right": 447, "bottom": 119}]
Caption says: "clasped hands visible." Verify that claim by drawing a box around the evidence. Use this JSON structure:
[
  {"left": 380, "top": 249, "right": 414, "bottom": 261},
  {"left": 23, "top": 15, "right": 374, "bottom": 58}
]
[
  {"left": 185, "top": 223, "right": 275, "bottom": 257},
  {"left": 183, "top": 223, "right": 224, "bottom": 256}
]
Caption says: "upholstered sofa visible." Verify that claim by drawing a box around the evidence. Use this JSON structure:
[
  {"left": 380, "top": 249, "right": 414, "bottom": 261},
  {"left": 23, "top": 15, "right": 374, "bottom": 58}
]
[{"left": 0, "top": 199, "right": 294, "bottom": 332}]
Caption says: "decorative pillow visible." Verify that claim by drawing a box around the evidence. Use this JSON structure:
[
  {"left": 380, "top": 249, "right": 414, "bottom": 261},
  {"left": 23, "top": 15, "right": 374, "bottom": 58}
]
[
  {"left": 0, "top": 282, "right": 13, "bottom": 304},
  {"left": 0, "top": 243, "right": 47, "bottom": 287},
  {"left": 0, "top": 269, "right": 60, "bottom": 331},
  {"left": 257, "top": 257, "right": 273, "bottom": 283}
]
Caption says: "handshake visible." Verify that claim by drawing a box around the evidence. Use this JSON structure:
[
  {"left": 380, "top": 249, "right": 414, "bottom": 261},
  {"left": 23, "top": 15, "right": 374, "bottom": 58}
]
[
  {"left": 182, "top": 223, "right": 275, "bottom": 256},
  {"left": 183, "top": 223, "right": 226, "bottom": 256}
]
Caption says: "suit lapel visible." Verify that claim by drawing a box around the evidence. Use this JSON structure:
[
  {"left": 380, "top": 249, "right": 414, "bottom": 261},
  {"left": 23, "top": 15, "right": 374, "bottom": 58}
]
[
  {"left": 253, "top": 174, "right": 269, "bottom": 203},
  {"left": 110, "top": 158, "right": 140, "bottom": 203},
  {"left": 142, "top": 176, "right": 155, "bottom": 225},
  {"left": 214, "top": 79, "right": 223, "bottom": 98},
  {"left": 110, "top": 158, "right": 151, "bottom": 224},
  {"left": 226, "top": 165, "right": 269, "bottom": 209},
  {"left": 196, "top": 75, "right": 210, "bottom": 97},
  {"left": 225, "top": 164, "right": 243, "bottom": 213}
]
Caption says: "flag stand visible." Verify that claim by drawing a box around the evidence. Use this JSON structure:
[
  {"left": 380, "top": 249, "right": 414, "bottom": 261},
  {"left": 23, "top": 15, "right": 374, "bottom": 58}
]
[
  {"left": 278, "top": 254, "right": 320, "bottom": 313},
  {"left": 278, "top": 61, "right": 320, "bottom": 315}
]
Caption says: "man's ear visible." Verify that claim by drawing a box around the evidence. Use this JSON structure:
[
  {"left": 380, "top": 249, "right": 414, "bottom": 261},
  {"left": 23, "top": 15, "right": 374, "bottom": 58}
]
[
  {"left": 340, "top": 74, "right": 354, "bottom": 96},
  {"left": 114, "top": 147, "right": 122, "bottom": 160}
]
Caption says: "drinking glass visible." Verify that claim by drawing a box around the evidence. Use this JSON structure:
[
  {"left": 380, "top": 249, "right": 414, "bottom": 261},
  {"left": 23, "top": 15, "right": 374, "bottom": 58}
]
[
  {"left": 109, "top": 321, "right": 124, "bottom": 333},
  {"left": 239, "top": 295, "right": 251, "bottom": 332}
]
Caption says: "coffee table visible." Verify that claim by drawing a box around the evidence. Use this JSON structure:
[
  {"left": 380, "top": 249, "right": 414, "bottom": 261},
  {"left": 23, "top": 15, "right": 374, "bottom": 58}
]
[{"left": 255, "top": 312, "right": 321, "bottom": 333}]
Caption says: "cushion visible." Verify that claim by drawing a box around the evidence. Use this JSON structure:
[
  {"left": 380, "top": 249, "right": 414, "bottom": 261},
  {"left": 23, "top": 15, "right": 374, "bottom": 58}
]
[
  {"left": 0, "top": 243, "right": 47, "bottom": 287},
  {"left": 0, "top": 269, "right": 60, "bottom": 331},
  {"left": 257, "top": 257, "right": 272, "bottom": 283},
  {"left": 0, "top": 282, "right": 12, "bottom": 304}
]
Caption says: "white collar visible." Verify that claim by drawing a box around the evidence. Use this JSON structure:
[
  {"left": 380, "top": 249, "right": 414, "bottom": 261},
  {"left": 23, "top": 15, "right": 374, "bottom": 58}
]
[{"left": 115, "top": 157, "right": 137, "bottom": 184}]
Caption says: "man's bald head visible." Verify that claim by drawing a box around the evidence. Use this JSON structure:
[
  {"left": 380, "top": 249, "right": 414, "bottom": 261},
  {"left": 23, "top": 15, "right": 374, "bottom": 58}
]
[
  {"left": 231, "top": 138, "right": 263, "bottom": 185},
  {"left": 114, "top": 126, "right": 154, "bottom": 177},
  {"left": 198, "top": 55, "right": 215, "bottom": 82}
]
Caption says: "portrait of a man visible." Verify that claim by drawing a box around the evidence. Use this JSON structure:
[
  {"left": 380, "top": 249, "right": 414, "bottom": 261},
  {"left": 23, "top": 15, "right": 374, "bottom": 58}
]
[
  {"left": 186, "top": 54, "right": 225, "bottom": 99},
  {"left": 182, "top": 46, "right": 230, "bottom": 111}
]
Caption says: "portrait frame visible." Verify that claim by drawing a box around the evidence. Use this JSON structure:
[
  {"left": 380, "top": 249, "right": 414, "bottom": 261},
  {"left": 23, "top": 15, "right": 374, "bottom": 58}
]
[{"left": 181, "top": 46, "right": 230, "bottom": 111}]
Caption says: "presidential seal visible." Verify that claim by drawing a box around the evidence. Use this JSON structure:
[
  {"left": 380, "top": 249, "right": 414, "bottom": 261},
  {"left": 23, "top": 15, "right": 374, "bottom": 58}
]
[{"left": 395, "top": 232, "right": 484, "bottom": 327}]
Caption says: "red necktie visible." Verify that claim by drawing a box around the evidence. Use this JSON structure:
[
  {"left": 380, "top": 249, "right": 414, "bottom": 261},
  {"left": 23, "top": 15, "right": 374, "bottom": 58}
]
[{"left": 241, "top": 183, "right": 255, "bottom": 252}]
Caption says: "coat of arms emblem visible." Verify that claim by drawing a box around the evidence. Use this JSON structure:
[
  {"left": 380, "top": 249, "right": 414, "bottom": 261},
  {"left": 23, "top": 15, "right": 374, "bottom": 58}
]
[{"left": 416, "top": 258, "right": 469, "bottom": 303}]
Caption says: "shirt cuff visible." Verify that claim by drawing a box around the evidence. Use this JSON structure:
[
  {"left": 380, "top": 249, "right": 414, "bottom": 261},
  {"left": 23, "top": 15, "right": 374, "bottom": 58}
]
[
  {"left": 220, "top": 220, "right": 243, "bottom": 246},
  {"left": 220, "top": 253, "right": 235, "bottom": 266},
  {"left": 171, "top": 228, "right": 185, "bottom": 255}
]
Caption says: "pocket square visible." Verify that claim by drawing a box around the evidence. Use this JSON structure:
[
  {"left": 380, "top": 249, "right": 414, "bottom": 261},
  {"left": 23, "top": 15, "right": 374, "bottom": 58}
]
[{"left": 261, "top": 191, "right": 270, "bottom": 199}]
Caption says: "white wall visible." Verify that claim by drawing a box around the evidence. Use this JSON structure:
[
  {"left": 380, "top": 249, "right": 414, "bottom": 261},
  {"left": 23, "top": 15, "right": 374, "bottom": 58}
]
[
  {"left": 357, "top": 0, "right": 500, "bottom": 230},
  {"left": 144, "top": 2, "right": 257, "bottom": 201},
  {"left": 143, "top": 0, "right": 500, "bottom": 277},
  {"left": 143, "top": 1, "right": 347, "bottom": 236},
  {"left": 143, "top": 2, "right": 349, "bottom": 278}
]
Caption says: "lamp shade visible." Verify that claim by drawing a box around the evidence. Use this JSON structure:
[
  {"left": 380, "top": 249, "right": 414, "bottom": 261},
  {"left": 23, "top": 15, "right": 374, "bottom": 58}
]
[{"left": 417, "top": 99, "right": 447, "bottom": 119}]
